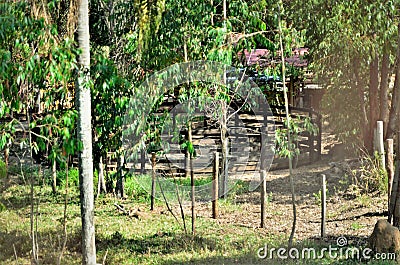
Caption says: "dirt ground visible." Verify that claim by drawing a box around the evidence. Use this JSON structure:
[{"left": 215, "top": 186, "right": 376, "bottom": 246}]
[{"left": 193, "top": 131, "right": 387, "bottom": 245}]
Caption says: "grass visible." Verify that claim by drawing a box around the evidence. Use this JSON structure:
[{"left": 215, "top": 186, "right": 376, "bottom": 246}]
[{"left": 0, "top": 168, "right": 397, "bottom": 264}]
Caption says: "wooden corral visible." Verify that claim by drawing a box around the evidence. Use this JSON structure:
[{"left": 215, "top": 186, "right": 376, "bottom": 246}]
[{"left": 112, "top": 98, "right": 322, "bottom": 177}]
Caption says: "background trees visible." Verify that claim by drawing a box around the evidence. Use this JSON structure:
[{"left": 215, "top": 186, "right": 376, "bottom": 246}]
[{"left": 288, "top": 0, "right": 399, "bottom": 151}]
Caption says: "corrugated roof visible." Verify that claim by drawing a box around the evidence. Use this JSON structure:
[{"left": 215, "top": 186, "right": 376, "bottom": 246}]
[{"left": 239, "top": 48, "right": 308, "bottom": 68}]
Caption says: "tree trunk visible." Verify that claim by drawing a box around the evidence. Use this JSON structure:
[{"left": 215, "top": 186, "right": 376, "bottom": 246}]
[
  {"left": 97, "top": 156, "right": 106, "bottom": 197},
  {"left": 380, "top": 41, "right": 390, "bottom": 137},
  {"left": 116, "top": 155, "right": 125, "bottom": 198},
  {"left": 353, "top": 56, "right": 369, "bottom": 147},
  {"left": 278, "top": 1, "right": 296, "bottom": 246},
  {"left": 187, "top": 123, "right": 195, "bottom": 235},
  {"left": 368, "top": 53, "right": 380, "bottom": 153},
  {"left": 220, "top": 116, "right": 229, "bottom": 199},
  {"left": 52, "top": 159, "right": 57, "bottom": 194},
  {"left": 387, "top": 24, "right": 400, "bottom": 139},
  {"left": 76, "top": 0, "right": 97, "bottom": 263},
  {"left": 140, "top": 149, "right": 146, "bottom": 174},
  {"left": 392, "top": 132, "right": 400, "bottom": 227}
]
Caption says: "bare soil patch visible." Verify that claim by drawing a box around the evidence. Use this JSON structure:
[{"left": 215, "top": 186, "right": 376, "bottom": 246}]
[{"left": 194, "top": 157, "right": 386, "bottom": 245}]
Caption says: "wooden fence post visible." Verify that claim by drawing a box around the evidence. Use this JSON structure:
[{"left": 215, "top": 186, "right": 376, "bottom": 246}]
[
  {"left": 321, "top": 174, "right": 326, "bottom": 239},
  {"left": 212, "top": 152, "right": 219, "bottom": 219},
  {"left": 140, "top": 149, "right": 146, "bottom": 174},
  {"left": 317, "top": 113, "right": 322, "bottom": 161},
  {"left": 308, "top": 111, "right": 315, "bottom": 164},
  {"left": 377, "top": 121, "right": 386, "bottom": 170},
  {"left": 260, "top": 170, "right": 267, "bottom": 228},
  {"left": 151, "top": 152, "right": 156, "bottom": 211}
]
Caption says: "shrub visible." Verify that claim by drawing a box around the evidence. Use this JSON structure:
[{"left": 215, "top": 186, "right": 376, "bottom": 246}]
[{"left": 57, "top": 168, "right": 80, "bottom": 188}]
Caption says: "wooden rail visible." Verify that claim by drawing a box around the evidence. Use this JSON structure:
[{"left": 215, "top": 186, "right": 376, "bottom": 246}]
[{"left": 107, "top": 104, "right": 322, "bottom": 176}]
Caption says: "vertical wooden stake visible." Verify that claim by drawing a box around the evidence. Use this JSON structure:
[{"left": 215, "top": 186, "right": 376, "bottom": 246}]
[
  {"left": 308, "top": 111, "right": 314, "bottom": 163},
  {"left": 317, "top": 114, "right": 322, "bottom": 161},
  {"left": 140, "top": 149, "right": 146, "bottom": 174},
  {"left": 212, "top": 152, "right": 219, "bottom": 219},
  {"left": 377, "top": 121, "right": 386, "bottom": 170},
  {"left": 151, "top": 152, "right": 156, "bottom": 211},
  {"left": 260, "top": 170, "right": 267, "bottom": 228},
  {"left": 387, "top": 139, "right": 394, "bottom": 211},
  {"left": 321, "top": 174, "right": 326, "bottom": 239},
  {"left": 190, "top": 154, "right": 195, "bottom": 235}
]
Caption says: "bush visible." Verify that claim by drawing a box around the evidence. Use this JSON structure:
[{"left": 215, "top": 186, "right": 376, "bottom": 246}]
[
  {"left": 358, "top": 152, "right": 388, "bottom": 194},
  {"left": 346, "top": 152, "right": 388, "bottom": 195},
  {"left": 124, "top": 174, "right": 151, "bottom": 202},
  {"left": 57, "top": 168, "right": 79, "bottom": 188}
]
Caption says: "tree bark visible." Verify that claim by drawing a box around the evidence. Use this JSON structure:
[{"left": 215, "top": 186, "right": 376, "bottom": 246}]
[
  {"left": 278, "top": 1, "right": 296, "bottom": 247},
  {"left": 368, "top": 53, "right": 380, "bottom": 153},
  {"left": 220, "top": 123, "right": 229, "bottom": 199},
  {"left": 353, "top": 56, "right": 369, "bottom": 147},
  {"left": 380, "top": 41, "right": 390, "bottom": 137},
  {"left": 387, "top": 24, "right": 400, "bottom": 139},
  {"left": 116, "top": 154, "right": 125, "bottom": 198},
  {"left": 76, "top": 0, "right": 97, "bottom": 263},
  {"left": 52, "top": 159, "right": 57, "bottom": 194},
  {"left": 97, "top": 156, "right": 106, "bottom": 197}
]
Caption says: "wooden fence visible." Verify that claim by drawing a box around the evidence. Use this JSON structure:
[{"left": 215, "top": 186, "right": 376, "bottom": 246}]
[{"left": 116, "top": 103, "right": 322, "bottom": 176}]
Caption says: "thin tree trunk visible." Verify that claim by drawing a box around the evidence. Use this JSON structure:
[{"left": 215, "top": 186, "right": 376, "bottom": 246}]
[
  {"left": 387, "top": 24, "right": 400, "bottom": 139},
  {"left": 116, "top": 154, "right": 125, "bottom": 198},
  {"left": 220, "top": 122, "right": 229, "bottom": 199},
  {"left": 97, "top": 156, "right": 106, "bottom": 198},
  {"left": 368, "top": 53, "right": 380, "bottom": 153},
  {"left": 353, "top": 56, "right": 369, "bottom": 146},
  {"left": 188, "top": 123, "right": 196, "bottom": 235},
  {"left": 4, "top": 147, "right": 9, "bottom": 172},
  {"left": 380, "top": 42, "right": 390, "bottom": 137},
  {"left": 52, "top": 159, "right": 57, "bottom": 194},
  {"left": 27, "top": 109, "right": 38, "bottom": 265},
  {"left": 151, "top": 152, "right": 156, "bottom": 211},
  {"left": 392, "top": 132, "right": 400, "bottom": 227},
  {"left": 220, "top": 0, "right": 229, "bottom": 200},
  {"left": 278, "top": 1, "right": 296, "bottom": 247},
  {"left": 58, "top": 157, "right": 69, "bottom": 265},
  {"left": 77, "top": 0, "right": 97, "bottom": 263}
]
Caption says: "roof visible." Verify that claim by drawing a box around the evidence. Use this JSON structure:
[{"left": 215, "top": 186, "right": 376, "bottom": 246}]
[{"left": 239, "top": 48, "right": 308, "bottom": 68}]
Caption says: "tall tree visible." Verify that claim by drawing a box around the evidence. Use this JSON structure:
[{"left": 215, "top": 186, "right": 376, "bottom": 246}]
[
  {"left": 387, "top": 23, "right": 400, "bottom": 140},
  {"left": 76, "top": 0, "right": 97, "bottom": 263},
  {"left": 288, "top": 0, "right": 398, "bottom": 150}
]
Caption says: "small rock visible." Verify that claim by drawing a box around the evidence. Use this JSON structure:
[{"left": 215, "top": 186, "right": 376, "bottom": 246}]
[{"left": 368, "top": 219, "right": 400, "bottom": 254}]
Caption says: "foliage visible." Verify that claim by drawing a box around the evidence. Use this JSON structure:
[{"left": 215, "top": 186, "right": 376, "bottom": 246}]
[
  {"left": 313, "top": 188, "right": 329, "bottom": 206},
  {"left": 0, "top": 1, "right": 80, "bottom": 165},
  {"left": 124, "top": 174, "right": 151, "bottom": 202},
  {"left": 274, "top": 116, "right": 318, "bottom": 158},
  {"left": 358, "top": 152, "right": 388, "bottom": 194},
  {"left": 91, "top": 54, "right": 131, "bottom": 161},
  {"left": 57, "top": 168, "right": 79, "bottom": 188},
  {"left": 288, "top": 0, "right": 398, "bottom": 146}
]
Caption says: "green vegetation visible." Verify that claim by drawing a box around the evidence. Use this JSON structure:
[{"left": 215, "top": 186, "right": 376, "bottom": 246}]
[
  {"left": 1, "top": 0, "right": 400, "bottom": 263},
  {"left": 0, "top": 179, "right": 397, "bottom": 265}
]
